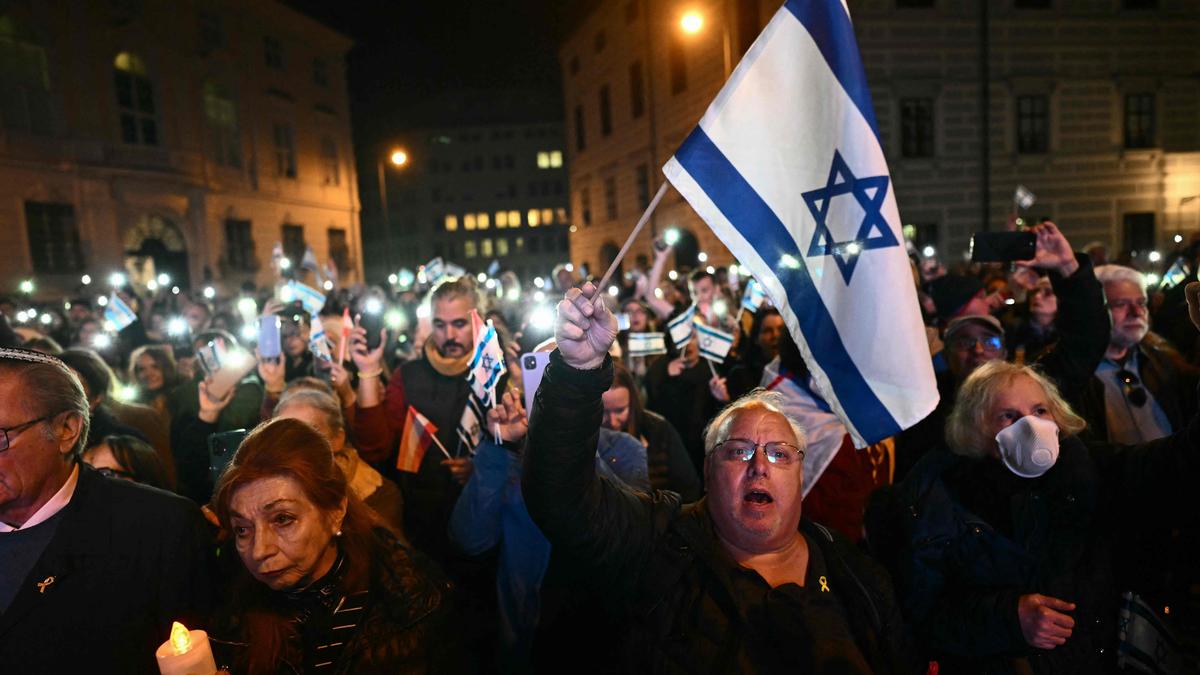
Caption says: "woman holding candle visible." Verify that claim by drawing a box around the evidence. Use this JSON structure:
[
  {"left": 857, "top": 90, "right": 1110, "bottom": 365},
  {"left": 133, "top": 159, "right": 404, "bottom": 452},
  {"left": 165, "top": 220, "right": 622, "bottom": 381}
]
[{"left": 210, "top": 417, "right": 460, "bottom": 674}]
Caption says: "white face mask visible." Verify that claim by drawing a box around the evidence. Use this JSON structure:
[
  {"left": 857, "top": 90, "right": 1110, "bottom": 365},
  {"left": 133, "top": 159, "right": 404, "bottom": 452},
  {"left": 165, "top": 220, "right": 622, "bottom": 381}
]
[{"left": 994, "top": 415, "right": 1060, "bottom": 478}]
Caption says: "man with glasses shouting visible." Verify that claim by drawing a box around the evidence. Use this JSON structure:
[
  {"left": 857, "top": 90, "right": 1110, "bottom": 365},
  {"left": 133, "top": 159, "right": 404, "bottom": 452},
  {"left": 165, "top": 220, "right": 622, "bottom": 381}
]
[
  {"left": 522, "top": 283, "right": 916, "bottom": 674},
  {"left": 0, "top": 348, "right": 210, "bottom": 673}
]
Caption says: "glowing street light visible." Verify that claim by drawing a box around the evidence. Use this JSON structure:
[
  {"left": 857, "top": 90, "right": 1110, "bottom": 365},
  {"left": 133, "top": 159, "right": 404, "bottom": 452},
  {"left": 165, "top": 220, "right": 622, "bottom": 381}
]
[
  {"left": 18, "top": 279, "right": 34, "bottom": 294},
  {"left": 390, "top": 149, "right": 408, "bottom": 167},
  {"left": 680, "top": 11, "right": 704, "bottom": 34},
  {"left": 81, "top": 274, "right": 92, "bottom": 286}
]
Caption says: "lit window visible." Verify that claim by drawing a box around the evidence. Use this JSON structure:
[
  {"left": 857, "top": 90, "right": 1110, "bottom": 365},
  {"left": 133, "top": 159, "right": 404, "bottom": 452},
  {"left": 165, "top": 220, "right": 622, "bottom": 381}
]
[
  {"left": 272, "top": 123, "right": 296, "bottom": 178},
  {"left": 464, "top": 240, "right": 477, "bottom": 258},
  {"left": 550, "top": 150, "right": 563, "bottom": 168},
  {"left": 541, "top": 208, "right": 553, "bottom": 225},
  {"left": 481, "top": 238, "right": 493, "bottom": 257},
  {"left": 319, "top": 137, "right": 339, "bottom": 186},
  {"left": 497, "top": 238, "right": 509, "bottom": 256},
  {"left": 496, "top": 211, "right": 508, "bottom": 228},
  {"left": 528, "top": 209, "right": 541, "bottom": 227},
  {"left": 464, "top": 214, "right": 477, "bottom": 230},
  {"left": 113, "top": 52, "right": 158, "bottom": 146},
  {"left": 515, "top": 236, "right": 525, "bottom": 251},
  {"left": 508, "top": 210, "right": 520, "bottom": 226},
  {"left": 556, "top": 208, "right": 568, "bottom": 224},
  {"left": 477, "top": 212, "right": 490, "bottom": 229},
  {"left": 537, "top": 152, "right": 550, "bottom": 168},
  {"left": 445, "top": 215, "right": 458, "bottom": 231}
]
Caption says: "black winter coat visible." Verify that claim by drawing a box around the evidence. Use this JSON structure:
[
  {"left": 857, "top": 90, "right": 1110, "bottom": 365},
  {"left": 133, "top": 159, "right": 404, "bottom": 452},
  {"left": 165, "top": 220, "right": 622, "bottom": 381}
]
[{"left": 524, "top": 351, "right": 919, "bottom": 674}]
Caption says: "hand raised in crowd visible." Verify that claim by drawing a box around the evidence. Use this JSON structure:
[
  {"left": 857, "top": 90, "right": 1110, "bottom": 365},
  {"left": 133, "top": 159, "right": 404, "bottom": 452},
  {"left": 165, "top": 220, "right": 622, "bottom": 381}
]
[
  {"left": 441, "top": 457, "right": 474, "bottom": 486},
  {"left": 487, "top": 390, "right": 529, "bottom": 443},
  {"left": 1185, "top": 281, "right": 1200, "bottom": 332},
  {"left": 1016, "top": 221, "right": 1079, "bottom": 278},
  {"left": 348, "top": 324, "right": 387, "bottom": 374},
  {"left": 329, "top": 360, "right": 353, "bottom": 397},
  {"left": 709, "top": 375, "right": 730, "bottom": 403},
  {"left": 260, "top": 297, "right": 285, "bottom": 317},
  {"left": 1017, "top": 593, "right": 1076, "bottom": 650},
  {"left": 555, "top": 282, "right": 617, "bottom": 370},
  {"left": 256, "top": 347, "right": 285, "bottom": 394},
  {"left": 198, "top": 378, "right": 236, "bottom": 424}
]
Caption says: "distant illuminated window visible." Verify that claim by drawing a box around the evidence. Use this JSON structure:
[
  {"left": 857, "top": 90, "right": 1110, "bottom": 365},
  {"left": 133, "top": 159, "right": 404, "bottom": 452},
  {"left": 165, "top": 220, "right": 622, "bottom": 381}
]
[
  {"left": 113, "top": 51, "right": 158, "bottom": 145},
  {"left": 556, "top": 208, "right": 568, "bottom": 224},
  {"left": 464, "top": 240, "right": 477, "bottom": 258},
  {"left": 477, "top": 212, "right": 490, "bottom": 229},
  {"left": 528, "top": 209, "right": 541, "bottom": 227},
  {"left": 550, "top": 150, "right": 563, "bottom": 168},
  {"left": 541, "top": 208, "right": 553, "bottom": 225},
  {"left": 444, "top": 215, "right": 458, "bottom": 231},
  {"left": 497, "top": 238, "right": 509, "bottom": 256},
  {"left": 508, "top": 210, "right": 520, "bottom": 226},
  {"left": 481, "top": 238, "right": 493, "bottom": 257},
  {"left": 496, "top": 211, "right": 509, "bottom": 228},
  {"left": 537, "top": 151, "right": 550, "bottom": 169},
  {"left": 464, "top": 214, "right": 477, "bottom": 230}
]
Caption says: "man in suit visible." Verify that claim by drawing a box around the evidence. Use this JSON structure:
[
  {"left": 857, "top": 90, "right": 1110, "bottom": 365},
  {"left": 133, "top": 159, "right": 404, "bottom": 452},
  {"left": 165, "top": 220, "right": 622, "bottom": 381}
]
[{"left": 0, "top": 348, "right": 211, "bottom": 673}]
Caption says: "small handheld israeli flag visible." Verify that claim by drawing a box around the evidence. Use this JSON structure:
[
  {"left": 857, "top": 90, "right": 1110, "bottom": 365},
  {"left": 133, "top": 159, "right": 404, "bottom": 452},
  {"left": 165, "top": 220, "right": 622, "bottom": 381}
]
[
  {"left": 667, "top": 305, "right": 697, "bottom": 349},
  {"left": 466, "top": 310, "right": 505, "bottom": 407},
  {"left": 696, "top": 323, "right": 736, "bottom": 364},
  {"left": 309, "top": 320, "right": 333, "bottom": 362},
  {"left": 286, "top": 280, "right": 327, "bottom": 316},
  {"left": 1014, "top": 184, "right": 1036, "bottom": 210},
  {"left": 445, "top": 262, "right": 468, "bottom": 279},
  {"left": 456, "top": 394, "right": 487, "bottom": 455},
  {"left": 423, "top": 257, "right": 446, "bottom": 283},
  {"left": 627, "top": 332, "right": 668, "bottom": 357},
  {"left": 741, "top": 278, "right": 768, "bottom": 313},
  {"left": 103, "top": 293, "right": 138, "bottom": 332}
]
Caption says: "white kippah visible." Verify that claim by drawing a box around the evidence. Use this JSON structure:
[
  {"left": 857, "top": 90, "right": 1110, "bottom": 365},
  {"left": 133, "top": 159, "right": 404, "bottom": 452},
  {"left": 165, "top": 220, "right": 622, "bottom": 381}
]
[{"left": 0, "top": 347, "right": 69, "bottom": 369}]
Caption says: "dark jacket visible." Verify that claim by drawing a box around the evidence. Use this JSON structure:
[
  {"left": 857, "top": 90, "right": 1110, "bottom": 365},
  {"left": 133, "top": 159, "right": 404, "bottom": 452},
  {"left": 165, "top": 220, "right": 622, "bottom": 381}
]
[
  {"left": 884, "top": 408, "right": 1200, "bottom": 675},
  {"left": 0, "top": 465, "right": 212, "bottom": 674},
  {"left": 1079, "top": 332, "right": 1199, "bottom": 442},
  {"left": 524, "top": 351, "right": 918, "bottom": 674},
  {"left": 214, "top": 528, "right": 462, "bottom": 674}
]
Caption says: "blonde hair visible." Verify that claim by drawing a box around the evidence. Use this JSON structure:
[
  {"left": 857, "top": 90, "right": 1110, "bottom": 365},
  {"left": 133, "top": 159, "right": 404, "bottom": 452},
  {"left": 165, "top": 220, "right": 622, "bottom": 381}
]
[
  {"left": 946, "top": 360, "right": 1086, "bottom": 458},
  {"left": 702, "top": 389, "right": 807, "bottom": 454}
]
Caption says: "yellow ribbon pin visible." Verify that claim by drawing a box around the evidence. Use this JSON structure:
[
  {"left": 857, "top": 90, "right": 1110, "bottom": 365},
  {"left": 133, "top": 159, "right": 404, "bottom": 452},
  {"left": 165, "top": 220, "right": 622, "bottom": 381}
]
[
  {"left": 818, "top": 575, "right": 830, "bottom": 593},
  {"left": 36, "top": 576, "right": 55, "bottom": 594}
]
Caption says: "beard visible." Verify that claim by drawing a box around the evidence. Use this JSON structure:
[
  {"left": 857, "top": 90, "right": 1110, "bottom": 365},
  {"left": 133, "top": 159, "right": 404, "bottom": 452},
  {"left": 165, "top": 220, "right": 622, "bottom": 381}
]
[{"left": 1111, "top": 321, "right": 1148, "bottom": 349}]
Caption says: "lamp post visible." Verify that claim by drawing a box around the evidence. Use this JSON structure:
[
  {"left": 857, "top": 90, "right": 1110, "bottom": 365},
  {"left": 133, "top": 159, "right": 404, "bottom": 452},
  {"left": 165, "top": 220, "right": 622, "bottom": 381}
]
[{"left": 376, "top": 148, "right": 408, "bottom": 273}]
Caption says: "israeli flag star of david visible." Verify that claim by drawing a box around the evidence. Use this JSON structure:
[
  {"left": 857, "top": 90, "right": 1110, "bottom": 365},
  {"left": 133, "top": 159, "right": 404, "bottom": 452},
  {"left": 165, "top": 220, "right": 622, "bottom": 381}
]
[{"left": 663, "top": 0, "right": 937, "bottom": 446}]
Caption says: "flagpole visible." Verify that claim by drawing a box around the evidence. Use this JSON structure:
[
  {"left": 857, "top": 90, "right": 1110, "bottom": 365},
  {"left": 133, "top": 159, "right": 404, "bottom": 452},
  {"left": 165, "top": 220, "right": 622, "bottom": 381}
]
[
  {"left": 594, "top": 181, "right": 670, "bottom": 294},
  {"left": 706, "top": 358, "right": 719, "bottom": 378},
  {"left": 430, "top": 433, "right": 452, "bottom": 460}
]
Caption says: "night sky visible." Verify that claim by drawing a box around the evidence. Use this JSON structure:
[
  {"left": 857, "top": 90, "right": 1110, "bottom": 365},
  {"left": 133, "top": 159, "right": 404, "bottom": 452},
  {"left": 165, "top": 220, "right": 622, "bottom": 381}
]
[{"left": 285, "top": 0, "right": 589, "bottom": 143}]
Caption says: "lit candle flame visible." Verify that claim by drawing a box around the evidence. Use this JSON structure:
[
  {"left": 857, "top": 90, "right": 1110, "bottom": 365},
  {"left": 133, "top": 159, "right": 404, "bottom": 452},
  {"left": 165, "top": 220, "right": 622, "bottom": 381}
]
[{"left": 169, "top": 621, "right": 192, "bottom": 656}]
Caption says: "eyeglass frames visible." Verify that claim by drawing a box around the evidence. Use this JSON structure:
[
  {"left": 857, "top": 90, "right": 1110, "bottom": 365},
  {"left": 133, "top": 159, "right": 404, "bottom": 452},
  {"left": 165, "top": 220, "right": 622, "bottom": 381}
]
[
  {"left": 711, "top": 439, "right": 805, "bottom": 466},
  {"left": 0, "top": 413, "right": 58, "bottom": 452}
]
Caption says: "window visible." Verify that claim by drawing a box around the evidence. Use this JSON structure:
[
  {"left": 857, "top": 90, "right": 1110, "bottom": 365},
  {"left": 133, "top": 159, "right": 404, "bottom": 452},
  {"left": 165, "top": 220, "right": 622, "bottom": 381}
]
[
  {"left": 223, "top": 219, "right": 254, "bottom": 271},
  {"left": 668, "top": 36, "right": 687, "bottom": 95},
  {"left": 1015, "top": 95, "right": 1048, "bottom": 154},
  {"left": 203, "top": 81, "right": 241, "bottom": 167},
  {"left": 625, "top": 0, "right": 639, "bottom": 23},
  {"left": 264, "top": 36, "right": 284, "bottom": 70},
  {"left": 1124, "top": 213, "right": 1156, "bottom": 253},
  {"left": 481, "top": 238, "right": 494, "bottom": 257},
  {"left": 629, "top": 60, "right": 645, "bottom": 119},
  {"left": 464, "top": 214, "right": 477, "bottom": 230},
  {"left": 497, "top": 237, "right": 509, "bottom": 256},
  {"left": 464, "top": 240, "right": 477, "bottom": 258},
  {"left": 556, "top": 208, "right": 568, "bottom": 224},
  {"left": 496, "top": 211, "right": 509, "bottom": 228},
  {"left": 281, "top": 223, "right": 305, "bottom": 268},
  {"left": 594, "top": 30, "right": 606, "bottom": 53},
  {"left": 900, "top": 98, "right": 935, "bottom": 158},
  {"left": 537, "top": 151, "right": 551, "bottom": 168},
  {"left": 320, "top": 137, "right": 339, "bottom": 186},
  {"left": 0, "top": 19, "right": 52, "bottom": 135},
  {"left": 635, "top": 164, "right": 650, "bottom": 208},
  {"left": 328, "top": 228, "right": 350, "bottom": 274},
  {"left": 592, "top": 85, "right": 610, "bottom": 139},
  {"left": 509, "top": 210, "right": 521, "bottom": 226},
  {"left": 581, "top": 188, "right": 592, "bottom": 226},
  {"left": 515, "top": 236, "right": 525, "bottom": 252},
  {"left": 197, "top": 10, "right": 224, "bottom": 52},
  {"left": 574, "top": 104, "right": 586, "bottom": 151},
  {"left": 477, "top": 212, "right": 490, "bottom": 230},
  {"left": 541, "top": 208, "right": 553, "bottom": 225},
  {"left": 313, "top": 58, "right": 329, "bottom": 87},
  {"left": 1124, "top": 93, "right": 1155, "bottom": 149},
  {"left": 24, "top": 201, "right": 83, "bottom": 273},
  {"left": 273, "top": 123, "right": 296, "bottom": 177},
  {"left": 528, "top": 209, "right": 541, "bottom": 227},
  {"left": 113, "top": 52, "right": 157, "bottom": 145},
  {"left": 445, "top": 215, "right": 458, "bottom": 231},
  {"left": 530, "top": 237, "right": 541, "bottom": 253},
  {"left": 604, "top": 177, "right": 618, "bottom": 220},
  {"left": 549, "top": 150, "right": 563, "bottom": 168}
]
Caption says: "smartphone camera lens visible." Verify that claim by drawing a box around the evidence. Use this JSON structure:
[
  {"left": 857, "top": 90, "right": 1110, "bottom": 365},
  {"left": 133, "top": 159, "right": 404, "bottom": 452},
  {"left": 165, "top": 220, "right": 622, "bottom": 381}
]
[{"left": 523, "top": 356, "right": 537, "bottom": 370}]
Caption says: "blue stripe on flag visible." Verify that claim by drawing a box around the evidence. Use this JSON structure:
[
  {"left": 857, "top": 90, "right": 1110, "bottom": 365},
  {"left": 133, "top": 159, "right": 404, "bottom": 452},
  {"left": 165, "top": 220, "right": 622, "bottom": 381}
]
[
  {"left": 675, "top": 126, "right": 900, "bottom": 441},
  {"left": 783, "top": 0, "right": 880, "bottom": 141}
]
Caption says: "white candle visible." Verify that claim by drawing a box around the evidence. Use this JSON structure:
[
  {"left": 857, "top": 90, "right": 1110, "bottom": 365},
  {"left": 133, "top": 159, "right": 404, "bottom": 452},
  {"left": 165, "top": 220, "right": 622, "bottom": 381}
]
[{"left": 155, "top": 621, "right": 217, "bottom": 675}]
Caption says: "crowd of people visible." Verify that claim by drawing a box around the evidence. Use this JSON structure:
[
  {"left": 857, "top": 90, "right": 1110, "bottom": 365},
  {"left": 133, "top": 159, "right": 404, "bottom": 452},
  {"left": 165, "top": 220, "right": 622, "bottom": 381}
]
[{"left": 1, "top": 220, "right": 1198, "bottom": 673}]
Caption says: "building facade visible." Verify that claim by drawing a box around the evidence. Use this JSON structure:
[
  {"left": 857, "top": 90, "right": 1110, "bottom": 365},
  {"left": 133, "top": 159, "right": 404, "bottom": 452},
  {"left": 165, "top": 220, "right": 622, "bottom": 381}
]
[
  {"left": 365, "top": 118, "right": 571, "bottom": 282},
  {"left": 0, "top": 0, "right": 361, "bottom": 298},
  {"left": 560, "top": 0, "right": 1200, "bottom": 274}
]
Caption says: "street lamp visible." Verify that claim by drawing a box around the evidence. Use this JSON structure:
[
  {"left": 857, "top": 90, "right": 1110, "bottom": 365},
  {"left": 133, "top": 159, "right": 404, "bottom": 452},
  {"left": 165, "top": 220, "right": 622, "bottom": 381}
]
[
  {"left": 679, "top": 11, "right": 703, "bottom": 34},
  {"left": 377, "top": 147, "right": 409, "bottom": 273},
  {"left": 677, "top": 8, "right": 732, "bottom": 77}
]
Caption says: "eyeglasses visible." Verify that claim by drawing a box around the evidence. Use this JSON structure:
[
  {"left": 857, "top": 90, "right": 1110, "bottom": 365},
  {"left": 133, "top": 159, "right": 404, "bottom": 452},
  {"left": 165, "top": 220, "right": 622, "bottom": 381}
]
[
  {"left": 947, "top": 335, "right": 1004, "bottom": 354},
  {"left": 0, "top": 413, "right": 58, "bottom": 452},
  {"left": 1116, "top": 369, "right": 1148, "bottom": 407},
  {"left": 712, "top": 439, "right": 805, "bottom": 467},
  {"left": 92, "top": 466, "right": 136, "bottom": 481}
]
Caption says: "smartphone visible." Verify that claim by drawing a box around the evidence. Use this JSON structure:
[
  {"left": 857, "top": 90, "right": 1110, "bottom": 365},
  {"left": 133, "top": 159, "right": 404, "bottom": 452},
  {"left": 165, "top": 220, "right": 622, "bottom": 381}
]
[
  {"left": 520, "top": 352, "right": 551, "bottom": 419},
  {"left": 208, "top": 428, "right": 248, "bottom": 485},
  {"left": 970, "top": 231, "right": 1037, "bottom": 263},
  {"left": 196, "top": 339, "right": 225, "bottom": 378},
  {"left": 258, "top": 315, "right": 282, "bottom": 358},
  {"left": 360, "top": 310, "right": 384, "bottom": 351},
  {"left": 616, "top": 313, "right": 631, "bottom": 331}
]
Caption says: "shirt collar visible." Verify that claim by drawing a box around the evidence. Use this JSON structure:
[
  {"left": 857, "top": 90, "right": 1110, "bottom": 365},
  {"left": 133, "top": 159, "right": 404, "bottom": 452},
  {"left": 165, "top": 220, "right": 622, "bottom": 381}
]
[{"left": 0, "top": 464, "right": 80, "bottom": 533}]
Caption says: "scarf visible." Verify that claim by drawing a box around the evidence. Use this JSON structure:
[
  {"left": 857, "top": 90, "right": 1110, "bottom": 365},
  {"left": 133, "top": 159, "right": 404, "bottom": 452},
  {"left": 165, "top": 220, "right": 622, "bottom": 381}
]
[
  {"left": 424, "top": 339, "right": 471, "bottom": 377},
  {"left": 335, "top": 448, "right": 384, "bottom": 502}
]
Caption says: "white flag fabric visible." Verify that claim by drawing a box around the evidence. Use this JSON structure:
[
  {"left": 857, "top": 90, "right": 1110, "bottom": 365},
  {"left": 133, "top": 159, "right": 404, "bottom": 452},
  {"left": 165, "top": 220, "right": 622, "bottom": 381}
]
[
  {"left": 456, "top": 394, "right": 486, "bottom": 455},
  {"left": 423, "top": 257, "right": 446, "bottom": 284},
  {"left": 1117, "top": 592, "right": 1185, "bottom": 674},
  {"left": 626, "top": 332, "right": 668, "bottom": 357},
  {"left": 666, "top": 305, "right": 697, "bottom": 349},
  {"left": 284, "top": 280, "right": 327, "bottom": 317},
  {"left": 103, "top": 293, "right": 138, "bottom": 332},
  {"left": 741, "top": 277, "right": 768, "bottom": 313},
  {"left": 696, "top": 323, "right": 735, "bottom": 364},
  {"left": 662, "top": 0, "right": 937, "bottom": 446},
  {"left": 466, "top": 310, "right": 505, "bottom": 407}
]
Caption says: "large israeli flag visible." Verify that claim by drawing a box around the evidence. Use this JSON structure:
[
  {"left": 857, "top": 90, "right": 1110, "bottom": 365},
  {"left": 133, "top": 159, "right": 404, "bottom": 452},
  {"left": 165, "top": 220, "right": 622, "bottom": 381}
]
[{"left": 663, "top": 0, "right": 937, "bottom": 446}]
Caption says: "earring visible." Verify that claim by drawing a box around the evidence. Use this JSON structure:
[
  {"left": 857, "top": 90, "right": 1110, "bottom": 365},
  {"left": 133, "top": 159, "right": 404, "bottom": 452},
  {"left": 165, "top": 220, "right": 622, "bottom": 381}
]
[{"left": 335, "top": 530, "right": 343, "bottom": 537}]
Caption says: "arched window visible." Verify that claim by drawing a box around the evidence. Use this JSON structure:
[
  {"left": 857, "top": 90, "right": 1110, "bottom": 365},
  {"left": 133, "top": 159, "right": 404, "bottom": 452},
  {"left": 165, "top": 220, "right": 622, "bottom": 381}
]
[
  {"left": 203, "top": 80, "right": 240, "bottom": 166},
  {"left": 0, "top": 15, "right": 52, "bottom": 135},
  {"left": 113, "top": 51, "right": 157, "bottom": 145}
]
